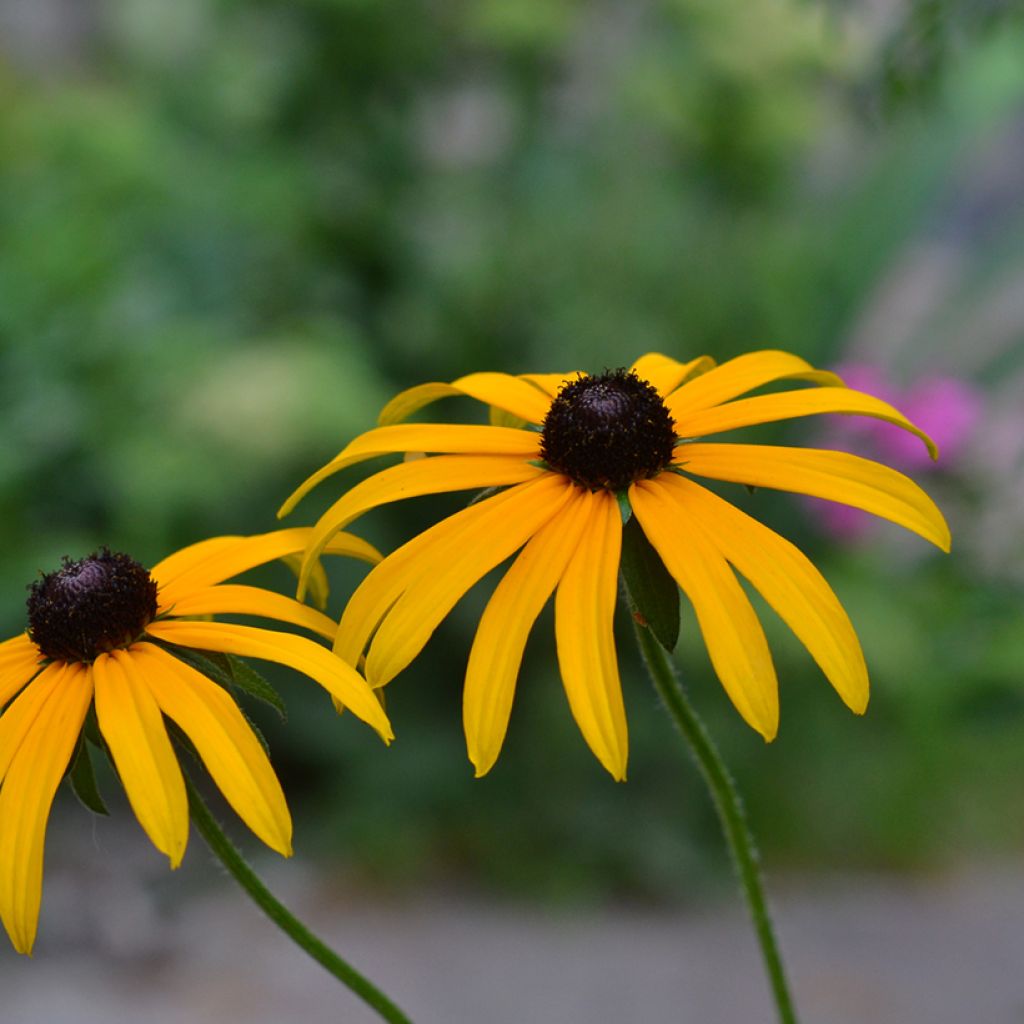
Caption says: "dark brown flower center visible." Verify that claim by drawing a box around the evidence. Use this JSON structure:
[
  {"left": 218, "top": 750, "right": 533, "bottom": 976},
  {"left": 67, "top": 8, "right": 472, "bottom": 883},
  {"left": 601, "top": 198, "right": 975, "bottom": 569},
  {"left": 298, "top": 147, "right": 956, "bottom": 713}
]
[
  {"left": 540, "top": 369, "right": 677, "bottom": 491},
  {"left": 27, "top": 550, "right": 158, "bottom": 662}
]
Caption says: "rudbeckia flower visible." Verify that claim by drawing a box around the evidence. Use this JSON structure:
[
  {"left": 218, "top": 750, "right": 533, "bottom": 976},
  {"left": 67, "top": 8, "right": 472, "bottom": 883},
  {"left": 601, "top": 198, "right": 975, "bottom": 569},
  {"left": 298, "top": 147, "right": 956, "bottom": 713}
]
[
  {"left": 0, "top": 529, "right": 392, "bottom": 954},
  {"left": 280, "top": 351, "right": 949, "bottom": 782}
]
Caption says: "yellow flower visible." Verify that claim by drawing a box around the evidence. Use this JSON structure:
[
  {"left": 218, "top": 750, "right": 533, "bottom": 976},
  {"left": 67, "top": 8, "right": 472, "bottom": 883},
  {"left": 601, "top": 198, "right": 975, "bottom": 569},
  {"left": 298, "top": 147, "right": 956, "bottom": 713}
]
[
  {"left": 281, "top": 351, "right": 949, "bottom": 782},
  {"left": 0, "top": 528, "right": 392, "bottom": 955}
]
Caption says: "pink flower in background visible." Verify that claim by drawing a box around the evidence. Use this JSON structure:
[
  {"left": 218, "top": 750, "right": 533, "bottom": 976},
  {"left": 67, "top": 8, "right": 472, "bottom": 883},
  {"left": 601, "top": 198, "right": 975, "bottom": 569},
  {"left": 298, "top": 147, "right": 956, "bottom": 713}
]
[{"left": 810, "top": 364, "right": 983, "bottom": 541}]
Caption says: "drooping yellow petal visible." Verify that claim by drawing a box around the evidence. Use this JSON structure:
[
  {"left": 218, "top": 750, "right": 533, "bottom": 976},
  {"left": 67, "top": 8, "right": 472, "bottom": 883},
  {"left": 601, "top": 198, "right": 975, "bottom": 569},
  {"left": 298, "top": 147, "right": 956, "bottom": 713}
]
[
  {"left": 149, "top": 537, "right": 243, "bottom": 593},
  {"left": 631, "top": 478, "right": 779, "bottom": 740},
  {"left": 630, "top": 353, "right": 716, "bottom": 398},
  {"left": 294, "top": 454, "right": 543, "bottom": 601},
  {"left": 164, "top": 584, "right": 338, "bottom": 641},
  {"left": 379, "top": 374, "right": 552, "bottom": 426},
  {"left": 677, "top": 443, "right": 950, "bottom": 551},
  {"left": 131, "top": 644, "right": 292, "bottom": 857},
  {"left": 0, "top": 663, "right": 70, "bottom": 785},
  {"left": 464, "top": 488, "right": 590, "bottom": 778},
  {"left": 335, "top": 477, "right": 552, "bottom": 666},
  {"left": 278, "top": 424, "right": 542, "bottom": 517},
  {"left": 652, "top": 475, "right": 868, "bottom": 713},
  {"left": 0, "top": 637, "right": 44, "bottom": 707},
  {"left": 93, "top": 652, "right": 188, "bottom": 867},
  {"left": 145, "top": 621, "right": 393, "bottom": 741},
  {"left": 281, "top": 531, "right": 385, "bottom": 612},
  {"left": 673, "top": 387, "right": 938, "bottom": 459},
  {"left": 364, "top": 474, "right": 574, "bottom": 688},
  {"left": 665, "top": 350, "right": 843, "bottom": 419},
  {"left": 156, "top": 528, "right": 380, "bottom": 606},
  {"left": 553, "top": 490, "right": 628, "bottom": 779},
  {"left": 0, "top": 662, "right": 91, "bottom": 954},
  {"left": 518, "top": 372, "right": 578, "bottom": 398},
  {"left": 377, "top": 382, "right": 466, "bottom": 425}
]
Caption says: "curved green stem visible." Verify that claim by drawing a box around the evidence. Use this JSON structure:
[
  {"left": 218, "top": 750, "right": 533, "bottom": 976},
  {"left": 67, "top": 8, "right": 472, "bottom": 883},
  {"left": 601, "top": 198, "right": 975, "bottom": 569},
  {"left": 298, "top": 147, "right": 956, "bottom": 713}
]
[
  {"left": 633, "top": 621, "right": 799, "bottom": 1024},
  {"left": 186, "top": 777, "right": 413, "bottom": 1024}
]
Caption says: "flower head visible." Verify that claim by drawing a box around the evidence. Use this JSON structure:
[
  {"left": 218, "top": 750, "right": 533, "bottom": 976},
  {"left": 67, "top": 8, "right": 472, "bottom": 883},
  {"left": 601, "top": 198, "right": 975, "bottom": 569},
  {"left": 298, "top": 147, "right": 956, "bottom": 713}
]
[
  {"left": 281, "top": 351, "right": 949, "bottom": 782},
  {"left": 0, "top": 528, "right": 392, "bottom": 954}
]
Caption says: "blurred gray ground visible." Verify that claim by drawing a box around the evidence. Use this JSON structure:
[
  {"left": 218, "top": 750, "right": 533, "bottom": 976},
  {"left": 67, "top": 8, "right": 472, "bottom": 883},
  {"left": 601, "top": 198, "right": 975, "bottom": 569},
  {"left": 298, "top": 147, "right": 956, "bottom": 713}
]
[{"left": 0, "top": 820, "right": 1021, "bottom": 1024}]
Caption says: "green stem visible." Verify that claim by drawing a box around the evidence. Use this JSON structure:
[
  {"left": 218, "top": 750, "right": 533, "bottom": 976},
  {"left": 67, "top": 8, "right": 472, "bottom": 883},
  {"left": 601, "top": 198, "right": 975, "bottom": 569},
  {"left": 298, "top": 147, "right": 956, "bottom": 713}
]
[
  {"left": 186, "top": 777, "right": 413, "bottom": 1024},
  {"left": 633, "top": 621, "right": 799, "bottom": 1024}
]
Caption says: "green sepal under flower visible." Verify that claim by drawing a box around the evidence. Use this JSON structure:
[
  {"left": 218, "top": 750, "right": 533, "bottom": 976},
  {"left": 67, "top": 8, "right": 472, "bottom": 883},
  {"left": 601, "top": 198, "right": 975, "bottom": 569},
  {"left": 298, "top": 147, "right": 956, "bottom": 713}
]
[
  {"left": 68, "top": 734, "right": 110, "bottom": 817},
  {"left": 620, "top": 515, "right": 681, "bottom": 652}
]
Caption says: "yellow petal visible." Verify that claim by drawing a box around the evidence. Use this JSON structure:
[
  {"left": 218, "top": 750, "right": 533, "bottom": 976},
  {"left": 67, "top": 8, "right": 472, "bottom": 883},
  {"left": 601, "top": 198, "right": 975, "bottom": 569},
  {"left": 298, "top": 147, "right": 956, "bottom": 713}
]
[
  {"left": 145, "top": 621, "right": 393, "bottom": 742},
  {"left": 464, "top": 489, "right": 591, "bottom": 777},
  {"left": 665, "top": 350, "right": 843, "bottom": 419},
  {"left": 164, "top": 584, "right": 338, "bottom": 641},
  {"left": 294, "top": 454, "right": 543, "bottom": 601},
  {"left": 149, "top": 537, "right": 243, "bottom": 593},
  {"left": 0, "top": 662, "right": 91, "bottom": 955},
  {"left": 335, "top": 476, "right": 555, "bottom": 667},
  {"left": 0, "top": 663, "right": 70, "bottom": 785},
  {"left": 0, "top": 633, "right": 37, "bottom": 661},
  {"left": 631, "top": 479, "right": 779, "bottom": 740},
  {"left": 93, "top": 653, "right": 188, "bottom": 866},
  {"left": 630, "top": 353, "right": 716, "bottom": 397},
  {"left": 652, "top": 475, "right": 868, "bottom": 713},
  {"left": 677, "top": 443, "right": 950, "bottom": 551},
  {"left": 379, "top": 374, "right": 553, "bottom": 426},
  {"left": 518, "top": 372, "right": 578, "bottom": 398},
  {"left": 156, "top": 528, "right": 380, "bottom": 607},
  {"left": 554, "top": 491, "right": 628, "bottom": 779},
  {"left": 364, "top": 474, "right": 573, "bottom": 688},
  {"left": 451, "top": 373, "right": 553, "bottom": 424},
  {"left": 377, "top": 382, "right": 466, "bottom": 425},
  {"left": 278, "top": 424, "right": 541, "bottom": 517},
  {"left": 0, "top": 637, "right": 45, "bottom": 707},
  {"left": 131, "top": 644, "right": 292, "bottom": 857},
  {"left": 673, "top": 386, "right": 938, "bottom": 459}
]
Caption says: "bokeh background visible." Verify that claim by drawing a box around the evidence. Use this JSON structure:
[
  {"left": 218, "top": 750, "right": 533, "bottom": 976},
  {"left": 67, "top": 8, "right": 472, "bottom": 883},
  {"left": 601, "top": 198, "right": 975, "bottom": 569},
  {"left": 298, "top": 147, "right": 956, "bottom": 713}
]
[{"left": 1, "top": 0, "right": 1023, "bottom": 1020}]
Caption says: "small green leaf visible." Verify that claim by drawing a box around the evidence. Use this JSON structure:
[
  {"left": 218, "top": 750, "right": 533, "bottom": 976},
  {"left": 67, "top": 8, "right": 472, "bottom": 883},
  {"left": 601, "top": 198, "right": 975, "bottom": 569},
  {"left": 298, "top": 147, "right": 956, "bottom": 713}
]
[
  {"left": 68, "top": 737, "right": 110, "bottom": 816},
  {"left": 225, "top": 654, "right": 287, "bottom": 720},
  {"left": 166, "top": 646, "right": 287, "bottom": 720},
  {"left": 616, "top": 489, "right": 633, "bottom": 524},
  {"left": 620, "top": 516, "right": 680, "bottom": 652},
  {"left": 167, "top": 645, "right": 235, "bottom": 688},
  {"left": 235, "top": 704, "right": 272, "bottom": 755}
]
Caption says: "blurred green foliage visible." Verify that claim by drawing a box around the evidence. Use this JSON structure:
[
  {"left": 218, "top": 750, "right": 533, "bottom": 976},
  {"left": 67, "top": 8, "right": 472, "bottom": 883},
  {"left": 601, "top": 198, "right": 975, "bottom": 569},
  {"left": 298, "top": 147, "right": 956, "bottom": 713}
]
[{"left": 2, "top": 0, "right": 1023, "bottom": 902}]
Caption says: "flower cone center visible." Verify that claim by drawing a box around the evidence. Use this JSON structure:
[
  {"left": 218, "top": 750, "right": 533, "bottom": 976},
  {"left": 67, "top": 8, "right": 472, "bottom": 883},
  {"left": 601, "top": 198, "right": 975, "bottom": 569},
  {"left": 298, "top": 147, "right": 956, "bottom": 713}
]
[
  {"left": 540, "top": 369, "right": 676, "bottom": 491},
  {"left": 27, "top": 550, "right": 158, "bottom": 662}
]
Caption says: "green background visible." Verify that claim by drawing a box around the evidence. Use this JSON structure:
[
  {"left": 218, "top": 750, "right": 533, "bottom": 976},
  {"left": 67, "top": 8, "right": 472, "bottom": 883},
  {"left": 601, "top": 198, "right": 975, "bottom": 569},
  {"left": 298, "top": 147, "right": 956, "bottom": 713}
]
[{"left": 1, "top": 0, "right": 1023, "bottom": 904}]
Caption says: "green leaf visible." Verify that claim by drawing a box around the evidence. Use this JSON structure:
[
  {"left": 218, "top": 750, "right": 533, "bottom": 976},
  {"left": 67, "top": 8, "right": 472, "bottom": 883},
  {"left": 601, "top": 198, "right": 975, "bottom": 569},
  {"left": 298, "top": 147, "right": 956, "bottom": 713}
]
[
  {"left": 165, "top": 645, "right": 287, "bottom": 720},
  {"left": 225, "top": 653, "right": 287, "bottom": 721},
  {"left": 620, "top": 515, "right": 680, "bottom": 652},
  {"left": 167, "top": 645, "right": 235, "bottom": 688},
  {"left": 68, "top": 737, "right": 110, "bottom": 816},
  {"left": 616, "top": 489, "right": 633, "bottom": 524}
]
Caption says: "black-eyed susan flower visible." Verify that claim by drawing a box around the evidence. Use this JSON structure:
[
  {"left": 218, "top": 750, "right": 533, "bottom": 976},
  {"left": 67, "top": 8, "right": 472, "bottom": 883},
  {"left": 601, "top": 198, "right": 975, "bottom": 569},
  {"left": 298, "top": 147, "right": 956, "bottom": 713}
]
[
  {"left": 0, "top": 528, "right": 392, "bottom": 955},
  {"left": 280, "top": 351, "right": 949, "bottom": 782}
]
